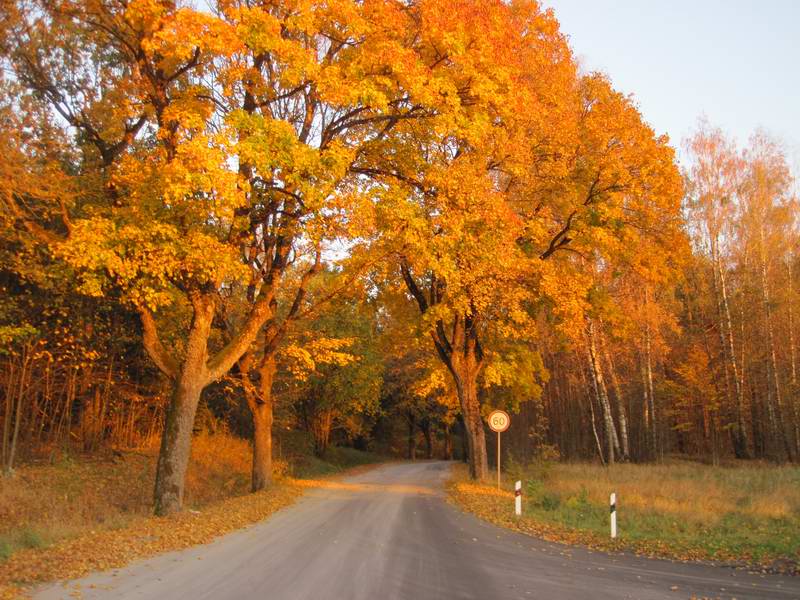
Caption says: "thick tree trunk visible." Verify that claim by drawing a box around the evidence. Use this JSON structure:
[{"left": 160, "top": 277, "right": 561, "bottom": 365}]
[
  {"left": 445, "top": 315, "right": 489, "bottom": 480},
  {"left": 453, "top": 359, "right": 489, "bottom": 480},
  {"left": 249, "top": 402, "right": 274, "bottom": 489},
  {"left": 250, "top": 355, "right": 276, "bottom": 491},
  {"left": 154, "top": 375, "right": 204, "bottom": 516},
  {"left": 398, "top": 264, "right": 488, "bottom": 479},
  {"left": 459, "top": 417, "right": 469, "bottom": 463},
  {"left": 239, "top": 351, "right": 276, "bottom": 492},
  {"left": 152, "top": 293, "right": 214, "bottom": 516},
  {"left": 143, "top": 271, "right": 275, "bottom": 515}
]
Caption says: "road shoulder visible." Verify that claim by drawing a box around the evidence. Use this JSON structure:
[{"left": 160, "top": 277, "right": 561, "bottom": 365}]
[
  {"left": 445, "top": 465, "right": 799, "bottom": 577},
  {"left": 0, "top": 461, "right": 386, "bottom": 600}
]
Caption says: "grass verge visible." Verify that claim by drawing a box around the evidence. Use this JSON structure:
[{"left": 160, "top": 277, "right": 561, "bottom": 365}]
[
  {"left": 447, "top": 460, "right": 800, "bottom": 575},
  {"left": 0, "top": 432, "right": 385, "bottom": 598}
]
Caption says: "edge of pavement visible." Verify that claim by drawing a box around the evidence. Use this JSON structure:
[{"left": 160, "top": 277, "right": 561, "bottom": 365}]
[
  {"left": 444, "top": 465, "right": 799, "bottom": 579},
  {"left": 0, "top": 456, "right": 391, "bottom": 600}
]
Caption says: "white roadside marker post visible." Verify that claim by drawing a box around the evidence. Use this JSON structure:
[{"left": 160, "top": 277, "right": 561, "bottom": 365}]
[
  {"left": 610, "top": 492, "right": 617, "bottom": 539},
  {"left": 515, "top": 480, "right": 522, "bottom": 516}
]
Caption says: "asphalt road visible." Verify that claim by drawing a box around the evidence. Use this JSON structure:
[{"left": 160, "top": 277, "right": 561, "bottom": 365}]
[{"left": 37, "top": 461, "right": 799, "bottom": 600}]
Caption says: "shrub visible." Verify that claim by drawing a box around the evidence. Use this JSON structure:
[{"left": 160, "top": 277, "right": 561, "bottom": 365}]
[
  {"left": 18, "top": 528, "right": 44, "bottom": 550},
  {"left": 524, "top": 477, "right": 561, "bottom": 511},
  {"left": 539, "top": 492, "right": 561, "bottom": 511},
  {"left": 0, "top": 539, "right": 11, "bottom": 561}
]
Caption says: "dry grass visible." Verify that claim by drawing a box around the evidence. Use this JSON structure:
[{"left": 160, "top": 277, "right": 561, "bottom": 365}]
[
  {"left": 0, "top": 431, "right": 380, "bottom": 564},
  {"left": 0, "top": 432, "right": 266, "bottom": 556},
  {"left": 0, "top": 478, "right": 303, "bottom": 600},
  {"left": 450, "top": 460, "right": 800, "bottom": 571},
  {"left": 534, "top": 461, "right": 800, "bottom": 525},
  {"left": 0, "top": 432, "right": 384, "bottom": 598}
]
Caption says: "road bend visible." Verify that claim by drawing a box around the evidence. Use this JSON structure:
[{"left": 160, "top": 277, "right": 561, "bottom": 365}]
[{"left": 36, "top": 461, "right": 800, "bottom": 600}]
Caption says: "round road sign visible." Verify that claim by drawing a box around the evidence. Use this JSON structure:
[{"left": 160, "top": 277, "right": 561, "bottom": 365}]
[{"left": 487, "top": 409, "right": 510, "bottom": 433}]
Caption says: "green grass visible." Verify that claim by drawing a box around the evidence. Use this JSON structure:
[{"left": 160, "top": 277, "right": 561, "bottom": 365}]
[
  {"left": 523, "top": 483, "right": 799, "bottom": 562},
  {"left": 0, "top": 540, "right": 11, "bottom": 562},
  {"left": 452, "top": 460, "right": 800, "bottom": 569},
  {"left": 0, "top": 527, "right": 46, "bottom": 562}
]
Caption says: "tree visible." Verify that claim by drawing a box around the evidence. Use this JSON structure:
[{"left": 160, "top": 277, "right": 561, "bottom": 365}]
[
  {"left": 282, "top": 284, "right": 383, "bottom": 457},
  {"left": 361, "top": 0, "right": 580, "bottom": 479},
  {"left": 2, "top": 0, "right": 476, "bottom": 511},
  {"left": 739, "top": 133, "right": 797, "bottom": 461},
  {"left": 684, "top": 121, "right": 750, "bottom": 457}
]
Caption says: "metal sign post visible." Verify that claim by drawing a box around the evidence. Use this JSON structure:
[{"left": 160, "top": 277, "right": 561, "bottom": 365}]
[
  {"left": 487, "top": 410, "right": 510, "bottom": 489},
  {"left": 497, "top": 430, "right": 501, "bottom": 489}
]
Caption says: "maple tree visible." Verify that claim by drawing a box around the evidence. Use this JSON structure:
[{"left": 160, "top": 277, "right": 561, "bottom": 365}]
[
  {"left": 0, "top": 0, "right": 797, "bottom": 536},
  {"left": 3, "top": 0, "right": 595, "bottom": 503},
  {"left": 359, "top": 0, "right": 577, "bottom": 479},
  {"left": 0, "top": 0, "right": 480, "bottom": 511},
  {"left": 364, "top": 4, "right": 683, "bottom": 476},
  {"left": 214, "top": 0, "right": 571, "bottom": 489},
  {"left": 4, "top": 0, "right": 268, "bottom": 513}
]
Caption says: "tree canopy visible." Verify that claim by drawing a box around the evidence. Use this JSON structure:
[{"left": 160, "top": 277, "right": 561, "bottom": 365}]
[{"left": 1, "top": 0, "right": 797, "bottom": 516}]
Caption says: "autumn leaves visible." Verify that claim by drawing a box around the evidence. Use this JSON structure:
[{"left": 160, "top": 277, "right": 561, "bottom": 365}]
[{"left": 1, "top": 0, "right": 683, "bottom": 511}]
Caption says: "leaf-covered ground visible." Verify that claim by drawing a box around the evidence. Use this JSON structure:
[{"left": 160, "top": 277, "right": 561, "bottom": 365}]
[
  {"left": 0, "top": 433, "right": 385, "bottom": 599},
  {"left": 447, "top": 463, "right": 800, "bottom": 576},
  {"left": 0, "top": 481, "right": 302, "bottom": 599}
]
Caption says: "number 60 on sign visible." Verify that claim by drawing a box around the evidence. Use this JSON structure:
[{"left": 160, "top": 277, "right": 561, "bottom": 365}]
[
  {"left": 487, "top": 409, "right": 510, "bottom": 489},
  {"left": 488, "top": 409, "right": 510, "bottom": 433}
]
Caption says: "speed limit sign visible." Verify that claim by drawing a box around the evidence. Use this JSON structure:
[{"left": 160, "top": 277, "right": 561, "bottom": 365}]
[
  {"left": 488, "top": 409, "right": 510, "bottom": 433},
  {"left": 487, "top": 410, "right": 510, "bottom": 489}
]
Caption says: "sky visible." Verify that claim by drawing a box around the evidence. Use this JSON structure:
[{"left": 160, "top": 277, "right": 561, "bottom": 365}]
[{"left": 542, "top": 0, "right": 800, "bottom": 169}]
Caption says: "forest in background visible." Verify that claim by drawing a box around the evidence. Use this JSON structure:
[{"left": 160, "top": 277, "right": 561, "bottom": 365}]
[{"left": 0, "top": 0, "right": 798, "bottom": 520}]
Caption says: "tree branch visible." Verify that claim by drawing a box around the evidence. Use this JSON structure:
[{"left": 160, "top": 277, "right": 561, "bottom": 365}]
[
  {"left": 400, "top": 259, "right": 429, "bottom": 313},
  {"left": 205, "top": 290, "right": 275, "bottom": 383},
  {"left": 540, "top": 210, "right": 577, "bottom": 260},
  {"left": 138, "top": 308, "right": 179, "bottom": 379}
]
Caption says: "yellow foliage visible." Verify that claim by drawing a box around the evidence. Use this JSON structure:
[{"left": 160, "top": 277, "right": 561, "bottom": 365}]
[{"left": 281, "top": 337, "right": 357, "bottom": 381}]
